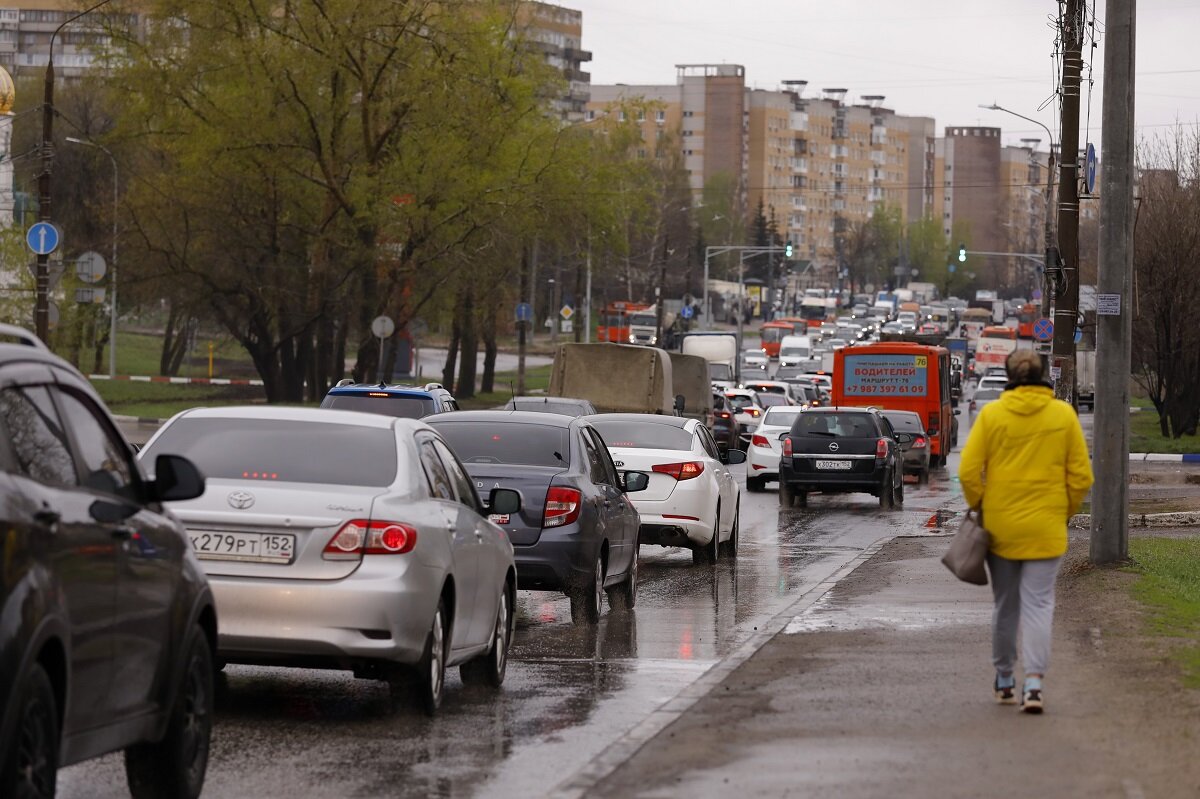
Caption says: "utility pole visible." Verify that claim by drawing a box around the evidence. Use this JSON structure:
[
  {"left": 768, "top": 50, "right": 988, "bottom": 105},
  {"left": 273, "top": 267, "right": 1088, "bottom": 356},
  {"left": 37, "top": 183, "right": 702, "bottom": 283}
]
[
  {"left": 1091, "top": 0, "right": 1136, "bottom": 564},
  {"left": 654, "top": 234, "right": 669, "bottom": 347},
  {"left": 517, "top": 246, "right": 530, "bottom": 395},
  {"left": 1051, "top": 0, "right": 1085, "bottom": 403}
]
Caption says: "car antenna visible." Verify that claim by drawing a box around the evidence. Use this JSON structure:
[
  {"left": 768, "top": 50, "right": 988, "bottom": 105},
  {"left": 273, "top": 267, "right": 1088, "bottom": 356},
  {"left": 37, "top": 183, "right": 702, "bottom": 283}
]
[{"left": 509, "top": 381, "right": 516, "bottom": 411}]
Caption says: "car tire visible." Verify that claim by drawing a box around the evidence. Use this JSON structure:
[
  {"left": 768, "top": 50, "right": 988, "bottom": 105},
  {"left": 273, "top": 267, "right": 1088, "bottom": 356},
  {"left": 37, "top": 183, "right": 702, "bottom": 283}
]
[
  {"left": 404, "top": 597, "right": 447, "bottom": 716},
  {"left": 779, "top": 481, "right": 796, "bottom": 508},
  {"left": 893, "top": 471, "right": 904, "bottom": 507},
  {"left": 878, "top": 470, "right": 894, "bottom": 509},
  {"left": 461, "top": 584, "right": 513, "bottom": 688},
  {"left": 570, "top": 552, "right": 604, "bottom": 625},
  {"left": 125, "top": 625, "right": 214, "bottom": 799},
  {"left": 720, "top": 503, "right": 740, "bottom": 559},
  {"left": 0, "top": 663, "right": 58, "bottom": 799},
  {"left": 796, "top": 489, "right": 808, "bottom": 508},
  {"left": 692, "top": 506, "right": 720, "bottom": 565},
  {"left": 746, "top": 475, "right": 765, "bottom": 492},
  {"left": 919, "top": 467, "right": 930, "bottom": 485},
  {"left": 607, "top": 548, "right": 638, "bottom": 611}
]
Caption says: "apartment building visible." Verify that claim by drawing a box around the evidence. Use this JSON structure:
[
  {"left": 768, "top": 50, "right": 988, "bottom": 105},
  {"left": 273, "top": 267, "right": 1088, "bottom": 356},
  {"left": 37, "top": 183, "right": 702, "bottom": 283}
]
[
  {"left": 0, "top": 1, "right": 135, "bottom": 78},
  {"left": 519, "top": 1, "right": 591, "bottom": 122}
]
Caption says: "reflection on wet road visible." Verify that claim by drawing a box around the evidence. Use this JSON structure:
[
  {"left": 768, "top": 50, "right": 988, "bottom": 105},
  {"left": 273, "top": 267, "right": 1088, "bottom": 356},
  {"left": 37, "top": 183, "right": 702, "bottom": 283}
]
[{"left": 59, "top": 458, "right": 966, "bottom": 799}]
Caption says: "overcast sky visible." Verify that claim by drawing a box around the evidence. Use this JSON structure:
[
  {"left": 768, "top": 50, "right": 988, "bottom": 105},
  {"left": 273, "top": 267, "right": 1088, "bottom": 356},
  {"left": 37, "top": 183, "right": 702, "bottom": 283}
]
[{"left": 571, "top": 1, "right": 1200, "bottom": 155}]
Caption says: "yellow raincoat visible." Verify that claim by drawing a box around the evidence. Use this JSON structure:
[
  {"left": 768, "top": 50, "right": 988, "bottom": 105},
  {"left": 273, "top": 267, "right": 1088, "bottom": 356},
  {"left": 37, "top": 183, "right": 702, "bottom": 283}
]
[{"left": 958, "top": 384, "right": 1094, "bottom": 560}]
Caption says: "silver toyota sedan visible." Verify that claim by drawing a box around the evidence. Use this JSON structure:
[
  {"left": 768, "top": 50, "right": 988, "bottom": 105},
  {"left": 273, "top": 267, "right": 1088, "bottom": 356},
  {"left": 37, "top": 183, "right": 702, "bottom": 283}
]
[{"left": 138, "top": 407, "right": 520, "bottom": 715}]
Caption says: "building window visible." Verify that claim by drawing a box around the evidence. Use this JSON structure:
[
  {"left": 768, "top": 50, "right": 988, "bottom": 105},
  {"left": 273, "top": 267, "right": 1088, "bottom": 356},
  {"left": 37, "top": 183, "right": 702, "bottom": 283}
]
[
  {"left": 618, "top": 110, "right": 625, "bottom": 122},
  {"left": 656, "top": 110, "right": 665, "bottom": 123}
]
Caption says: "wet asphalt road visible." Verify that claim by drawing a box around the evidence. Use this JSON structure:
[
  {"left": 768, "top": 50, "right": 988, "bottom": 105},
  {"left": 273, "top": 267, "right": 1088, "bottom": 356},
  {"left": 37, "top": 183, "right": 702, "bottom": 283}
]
[{"left": 58, "top": 465, "right": 968, "bottom": 799}]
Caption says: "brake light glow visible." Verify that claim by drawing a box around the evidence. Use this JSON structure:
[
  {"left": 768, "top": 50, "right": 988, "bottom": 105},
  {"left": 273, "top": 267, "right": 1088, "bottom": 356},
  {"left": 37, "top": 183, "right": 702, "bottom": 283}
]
[
  {"left": 783, "top": 437, "right": 793, "bottom": 457},
  {"left": 751, "top": 435, "right": 770, "bottom": 448},
  {"left": 652, "top": 461, "right": 705, "bottom": 481},
  {"left": 323, "top": 520, "right": 418, "bottom": 560},
  {"left": 876, "top": 438, "right": 888, "bottom": 459},
  {"left": 367, "top": 392, "right": 390, "bottom": 397},
  {"left": 241, "top": 471, "right": 279, "bottom": 479},
  {"left": 913, "top": 435, "right": 927, "bottom": 449},
  {"left": 748, "top": 409, "right": 761, "bottom": 417},
  {"left": 716, "top": 411, "right": 732, "bottom": 420},
  {"left": 543, "top": 487, "right": 582, "bottom": 528}
]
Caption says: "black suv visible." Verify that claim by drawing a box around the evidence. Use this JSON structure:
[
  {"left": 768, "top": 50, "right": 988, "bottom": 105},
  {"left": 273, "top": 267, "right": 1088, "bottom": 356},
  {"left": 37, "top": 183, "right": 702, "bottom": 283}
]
[
  {"left": 0, "top": 341, "right": 216, "bottom": 798},
  {"left": 778, "top": 406, "right": 911, "bottom": 509},
  {"left": 710, "top": 391, "right": 740, "bottom": 455}
]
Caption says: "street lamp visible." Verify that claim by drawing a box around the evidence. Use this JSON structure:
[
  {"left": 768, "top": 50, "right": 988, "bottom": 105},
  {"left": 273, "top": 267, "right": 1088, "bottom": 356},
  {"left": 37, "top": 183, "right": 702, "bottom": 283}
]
[
  {"left": 36, "top": 0, "right": 115, "bottom": 342},
  {"left": 980, "top": 103, "right": 1057, "bottom": 311},
  {"left": 66, "top": 137, "right": 117, "bottom": 377}
]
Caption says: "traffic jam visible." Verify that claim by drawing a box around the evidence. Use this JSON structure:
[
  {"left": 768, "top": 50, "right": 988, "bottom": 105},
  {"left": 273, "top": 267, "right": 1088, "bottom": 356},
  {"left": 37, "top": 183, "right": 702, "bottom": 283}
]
[{"left": 5, "top": 289, "right": 1038, "bottom": 797}]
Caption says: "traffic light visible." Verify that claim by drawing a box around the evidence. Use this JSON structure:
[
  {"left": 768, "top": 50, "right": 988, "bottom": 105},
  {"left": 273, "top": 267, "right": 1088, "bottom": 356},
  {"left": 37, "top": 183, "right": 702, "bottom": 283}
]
[
  {"left": 784, "top": 240, "right": 793, "bottom": 258},
  {"left": 957, "top": 243, "right": 967, "bottom": 263}
]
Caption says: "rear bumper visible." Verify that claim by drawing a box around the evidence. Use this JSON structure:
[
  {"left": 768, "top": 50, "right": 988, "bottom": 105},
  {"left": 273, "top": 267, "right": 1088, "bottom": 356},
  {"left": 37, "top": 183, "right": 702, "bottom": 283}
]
[
  {"left": 513, "top": 524, "right": 596, "bottom": 593},
  {"left": 781, "top": 456, "right": 887, "bottom": 491},
  {"left": 747, "top": 444, "right": 780, "bottom": 479},
  {"left": 633, "top": 488, "right": 717, "bottom": 548}
]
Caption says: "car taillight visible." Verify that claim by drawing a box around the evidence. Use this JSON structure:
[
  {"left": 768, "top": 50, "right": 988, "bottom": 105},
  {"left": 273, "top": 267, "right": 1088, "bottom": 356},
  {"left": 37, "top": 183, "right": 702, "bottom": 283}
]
[
  {"left": 323, "top": 520, "right": 418, "bottom": 560},
  {"left": 748, "top": 409, "right": 761, "bottom": 417},
  {"left": 928, "top": 413, "right": 940, "bottom": 436},
  {"left": 751, "top": 434, "right": 770, "bottom": 448},
  {"left": 912, "top": 435, "right": 927, "bottom": 449},
  {"left": 652, "top": 461, "right": 705, "bottom": 481},
  {"left": 543, "top": 486, "right": 582, "bottom": 528},
  {"left": 717, "top": 410, "right": 732, "bottom": 420},
  {"left": 783, "top": 437, "right": 793, "bottom": 456},
  {"left": 876, "top": 438, "right": 888, "bottom": 458}
]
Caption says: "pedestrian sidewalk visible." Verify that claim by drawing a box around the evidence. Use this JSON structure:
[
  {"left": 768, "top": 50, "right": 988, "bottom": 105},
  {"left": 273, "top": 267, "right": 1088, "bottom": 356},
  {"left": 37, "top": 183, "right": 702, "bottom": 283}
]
[{"left": 588, "top": 532, "right": 1200, "bottom": 798}]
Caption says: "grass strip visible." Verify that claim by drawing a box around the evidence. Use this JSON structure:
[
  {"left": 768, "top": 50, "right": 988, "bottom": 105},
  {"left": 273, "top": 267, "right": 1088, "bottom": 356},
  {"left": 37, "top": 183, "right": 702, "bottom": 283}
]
[{"left": 1128, "top": 537, "right": 1200, "bottom": 688}]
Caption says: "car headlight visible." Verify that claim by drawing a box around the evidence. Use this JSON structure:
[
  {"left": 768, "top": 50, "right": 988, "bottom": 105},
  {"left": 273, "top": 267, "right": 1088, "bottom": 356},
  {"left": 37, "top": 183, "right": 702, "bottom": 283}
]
[{"left": 628, "top": 333, "right": 637, "bottom": 343}]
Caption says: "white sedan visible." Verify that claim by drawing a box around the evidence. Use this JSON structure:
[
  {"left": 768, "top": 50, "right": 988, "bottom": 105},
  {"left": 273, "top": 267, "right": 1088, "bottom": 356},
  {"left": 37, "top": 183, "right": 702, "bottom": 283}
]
[
  {"left": 746, "top": 406, "right": 806, "bottom": 491},
  {"left": 589, "top": 415, "right": 744, "bottom": 565}
]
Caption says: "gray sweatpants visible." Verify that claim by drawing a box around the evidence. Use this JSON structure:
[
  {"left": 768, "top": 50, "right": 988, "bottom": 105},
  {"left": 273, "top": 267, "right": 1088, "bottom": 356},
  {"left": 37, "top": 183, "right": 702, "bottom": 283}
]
[{"left": 987, "top": 553, "right": 1063, "bottom": 677}]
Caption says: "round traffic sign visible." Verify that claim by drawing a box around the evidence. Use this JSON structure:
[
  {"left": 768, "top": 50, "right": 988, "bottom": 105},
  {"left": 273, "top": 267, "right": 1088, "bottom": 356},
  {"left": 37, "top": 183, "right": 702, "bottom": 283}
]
[
  {"left": 370, "top": 315, "right": 395, "bottom": 339},
  {"left": 76, "top": 251, "right": 107, "bottom": 284},
  {"left": 1084, "top": 143, "right": 1097, "bottom": 194},
  {"left": 26, "top": 222, "right": 61, "bottom": 256},
  {"left": 680, "top": 304, "right": 695, "bottom": 319},
  {"left": 1033, "top": 317, "right": 1054, "bottom": 341}
]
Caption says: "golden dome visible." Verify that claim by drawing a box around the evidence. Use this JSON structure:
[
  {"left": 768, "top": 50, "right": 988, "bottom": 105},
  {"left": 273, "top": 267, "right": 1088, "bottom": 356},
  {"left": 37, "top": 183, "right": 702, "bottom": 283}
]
[{"left": 0, "top": 66, "right": 13, "bottom": 115}]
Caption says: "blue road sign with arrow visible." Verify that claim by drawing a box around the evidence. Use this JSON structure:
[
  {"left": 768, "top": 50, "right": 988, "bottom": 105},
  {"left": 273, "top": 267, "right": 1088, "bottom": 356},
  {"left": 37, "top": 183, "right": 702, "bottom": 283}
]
[
  {"left": 1084, "top": 144, "right": 1097, "bottom": 194},
  {"left": 1033, "top": 317, "right": 1054, "bottom": 341},
  {"left": 515, "top": 302, "right": 533, "bottom": 323},
  {"left": 680, "top": 304, "right": 695, "bottom": 319},
  {"left": 26, "top": 222, "right": 60, "bottom": 256}
]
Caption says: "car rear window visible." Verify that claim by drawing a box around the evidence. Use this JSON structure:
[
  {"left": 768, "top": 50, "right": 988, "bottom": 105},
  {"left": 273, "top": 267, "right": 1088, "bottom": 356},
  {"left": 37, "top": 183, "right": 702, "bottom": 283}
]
[
  {"left": 882, "top": 413, "right": 924, "bottom": 433},
  {"left": 763, "top": 408, "right": 804, "bottom": 426},
  {"left": 975, "top": 388, "right": 1003, "bottom": 400},
  {"left": 589, "top": 420, "right": 693, "bottom": 451},
  {"left": 141, "top": 417, "right": 398, "bottom": 486},
  {"left": 791, "top": 413, "right": 877, "bottom": 438},
  {"left": 506, "top": 400, "right": 590, "bottom": 416},
  {"left": 757, "top": 394, "right": 790, "bottom": 408},
  {"left": 725, "top": 394, "right": 755, "bottom": 412},
  {"left": 430, "top": 420, "right": 570, "bottom": 467},
  {"left": 321, "top": 393, "right": 435, "bottom": 419},
  {"left": 746, "top": 384, "right": 787, "bottom": 395}
]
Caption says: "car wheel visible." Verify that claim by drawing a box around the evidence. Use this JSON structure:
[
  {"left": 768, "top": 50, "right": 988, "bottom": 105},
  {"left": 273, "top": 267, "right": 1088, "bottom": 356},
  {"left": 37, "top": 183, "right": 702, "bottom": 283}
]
[
  {"left": 607, "top": 548, "right": 638, "bottom": 611},
  {"left": 692, "top": 506, "right": 720, "bottom": 565},
  {"left": 879, "top": 470, "right": 894, "bottom": 509},
  {"left": 0, "top": 663, "right": 58, "bottom": 799},
  {"left": 125, "top": 625, "right": 213, "bottom": 799},
  {"left": 919, "top": 467, "right": 930, "bottom": 485},
  {"left": 893, "top": 471, "right": 904, "bottom": 507},
  {"left": 779, "top": 481, "right": 795, "bottom": 508},
  {"left": 570, "top": 552, "right": 604, "bottom": 625},
  {"left": 461, "top": 584, "right": 513, "bottom": 688},
  {"left": 796, "top": 489, "right": 808, "bottom": 508},
  {"left": 405, "top": 598, "right": 447, "bottom": 716},
  {"left": 720, "top": 502, "right": 740, "bottom": 558},
  {"left": 746, "top": 476, "right": 765, "bottom": 492}
]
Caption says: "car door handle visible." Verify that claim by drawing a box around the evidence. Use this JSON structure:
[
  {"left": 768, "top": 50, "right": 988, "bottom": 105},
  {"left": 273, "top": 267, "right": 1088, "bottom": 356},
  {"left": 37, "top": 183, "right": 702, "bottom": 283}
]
[
  {"left": 111, "top": 525, "right": 136, "bottom": 541},
  {"left": 34, "top": 508, "right": 60, "bottom": 527}
]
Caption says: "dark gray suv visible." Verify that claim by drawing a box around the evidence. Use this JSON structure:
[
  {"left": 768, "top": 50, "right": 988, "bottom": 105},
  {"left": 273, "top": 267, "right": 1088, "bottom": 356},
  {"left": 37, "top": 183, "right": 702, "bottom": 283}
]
[{"left": 0, "top": 342, "right": 215, "bottom": 799}]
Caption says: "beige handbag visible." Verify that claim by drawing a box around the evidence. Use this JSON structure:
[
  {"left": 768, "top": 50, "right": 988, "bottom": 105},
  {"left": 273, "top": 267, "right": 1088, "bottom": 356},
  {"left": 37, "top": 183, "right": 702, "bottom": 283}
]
[{"left": 941, "top": 509, "right": 990, "bottom": 585}]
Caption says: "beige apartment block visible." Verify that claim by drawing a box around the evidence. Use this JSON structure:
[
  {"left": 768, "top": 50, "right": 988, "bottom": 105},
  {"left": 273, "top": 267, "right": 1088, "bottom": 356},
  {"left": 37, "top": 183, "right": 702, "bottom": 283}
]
[{"left": 519, "top": 1, "right": 592, "bottom": 122}]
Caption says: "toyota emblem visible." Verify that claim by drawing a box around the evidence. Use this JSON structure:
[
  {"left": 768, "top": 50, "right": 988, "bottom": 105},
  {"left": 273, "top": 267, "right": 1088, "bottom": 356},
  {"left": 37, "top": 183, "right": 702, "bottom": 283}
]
[
  {"left": 227, "top": 490, "right": 255, "bottom": 510},
  {"left": 828, "top": 442, "right": 839, "bottom": 452}
]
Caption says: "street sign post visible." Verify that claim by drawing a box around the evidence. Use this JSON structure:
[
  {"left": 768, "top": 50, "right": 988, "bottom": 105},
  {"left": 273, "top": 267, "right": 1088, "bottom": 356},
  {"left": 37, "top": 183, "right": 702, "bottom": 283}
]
[
  {"left": 559, "top": 304, "right": 574, "bottom": 320},
  {"left": 1084, "top": 143, "right": 1097, "bottom": 195},
  {"left": 371, "top": 315, "right": 395, "bottom": 383},
  {"left": 680, "top": 304, "right": 695, "bottom": 320},
  {"left": 1033, "top": 317, "right": 1054, "bottom": 341},
  {"left": 75, "top": 251, "right": 107, "bottom": 284},
  {"left": 515, "top": 302, "right": 532, "bottom": 323},
  {"left": 26, "top": 222, "right": 60, "bottom": 256}
]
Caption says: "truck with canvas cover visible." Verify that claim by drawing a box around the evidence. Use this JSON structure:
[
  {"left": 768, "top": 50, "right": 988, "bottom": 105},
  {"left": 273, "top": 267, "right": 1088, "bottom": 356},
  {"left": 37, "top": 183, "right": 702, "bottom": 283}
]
[
  {"left": 548, "top": 343, "right": 675, "bottom": 414},
  {"left": 681, "top": 332, "right": 739, "bottom": 388}
]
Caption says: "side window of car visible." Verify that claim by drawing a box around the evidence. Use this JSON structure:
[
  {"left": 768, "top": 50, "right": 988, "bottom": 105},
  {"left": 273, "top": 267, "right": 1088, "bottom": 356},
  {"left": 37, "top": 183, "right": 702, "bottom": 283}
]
[
  {"left": 417, "top": 440, "right": 456, "bottom": 501},
  {"left": 580, "top": 431, "right": 611, "bottom": 486},
  {"left": 432, "top": 439, "right": 480, "bottom": 511},
  {"left": 0, "top": 386, "right": 78, "bottom": 487},
  {"left": 697, "top": 426, "right": 720, "bottom": 460},
  {"left": 53, "top": 388, "right": 136, "bottom": 499}
]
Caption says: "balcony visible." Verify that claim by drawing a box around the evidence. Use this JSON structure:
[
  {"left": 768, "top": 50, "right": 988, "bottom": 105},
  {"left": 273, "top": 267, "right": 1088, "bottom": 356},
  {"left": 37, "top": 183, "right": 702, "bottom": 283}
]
[{"left": 792, "top": 157, "right": 808, "bottom": 173}]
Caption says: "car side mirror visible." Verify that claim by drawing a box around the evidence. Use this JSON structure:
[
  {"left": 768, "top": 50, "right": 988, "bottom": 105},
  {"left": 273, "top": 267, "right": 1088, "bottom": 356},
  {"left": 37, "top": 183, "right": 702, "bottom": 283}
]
[
  {"left": 723, "top": 449, "right": 747, "bottom": 465},
  {"left": 953, "top": 409, "right": 962, "bottom": 416},
  {"left": 621, "top": 471, "right": 650, "bottom": 493},
  {"left": 147, "top": 454, "right": 206, "bottom": 503},
  {"left": 674, "top": 394, "right": 686, "bottom": 415},
  {"left": 894, "top": 432, "right": 914, "bottom": 445},
  {"left": 488, "top": 488, "right": 522, "bottom": 515}
]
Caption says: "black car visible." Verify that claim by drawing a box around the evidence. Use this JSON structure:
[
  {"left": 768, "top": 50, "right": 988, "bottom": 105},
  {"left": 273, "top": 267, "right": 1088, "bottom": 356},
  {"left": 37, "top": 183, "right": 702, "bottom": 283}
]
[
  {"left": 710, "top": 392, "right": 740, "bottom": 454},
  {"left": 0, "top": 342, "right": 215, "bottom": 798},
  {"left": 501, "top": 396, "right": 598, "bottom": 416},
  {"left": 778, "top": 406, "right": 911, "bottom": 509},
  {"left": 427, "top": 411, "right": 648, "bottom": 625}
]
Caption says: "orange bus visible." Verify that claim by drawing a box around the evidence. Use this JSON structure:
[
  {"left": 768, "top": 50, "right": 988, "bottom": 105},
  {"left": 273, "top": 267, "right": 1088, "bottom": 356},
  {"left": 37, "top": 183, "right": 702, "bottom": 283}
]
[
  {"left": 974, "top": 326, "right": 1018, "bottom": 375},
  {"left": 1016, "top": 303, "right": 1040, "bottom": 339},
  {"left": 833, "top": 342, "right": 956, "bottom": 466},
  {"left": 596, "top": 301, "right": 651, "bottom": 343},
  {"left": 758, "top": 320, "right": 796, "bottom": 358}
]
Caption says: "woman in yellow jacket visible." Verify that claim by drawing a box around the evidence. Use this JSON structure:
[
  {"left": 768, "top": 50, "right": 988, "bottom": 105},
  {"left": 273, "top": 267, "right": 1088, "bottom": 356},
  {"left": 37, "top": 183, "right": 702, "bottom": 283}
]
[{"left": 959, "top": 350, "right": 1093, "bottom": 713}]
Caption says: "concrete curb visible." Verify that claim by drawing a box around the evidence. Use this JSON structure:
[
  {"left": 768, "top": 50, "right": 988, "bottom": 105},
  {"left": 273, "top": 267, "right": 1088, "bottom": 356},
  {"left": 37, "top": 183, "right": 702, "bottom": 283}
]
[
  {"left": 547, "top": 535, "right": 894, "bottom": 799},
  {"left": 1069, "top": 511, "right": 1200, "bottom": 529},
  {"left": 1129, "top": 452, "right": 1200, "bottom": 463},
  {"left": 89, "top": 374, "right": 264, "bottom": 386},
  {"left": 112, "top": 415, "right": 167, "bottom": 425}
]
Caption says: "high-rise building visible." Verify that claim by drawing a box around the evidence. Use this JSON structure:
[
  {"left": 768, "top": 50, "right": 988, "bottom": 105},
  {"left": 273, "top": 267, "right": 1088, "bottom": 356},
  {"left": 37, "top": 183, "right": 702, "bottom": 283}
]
[{"left": 519, "top": 2, "right": 591, "bottom": 122}]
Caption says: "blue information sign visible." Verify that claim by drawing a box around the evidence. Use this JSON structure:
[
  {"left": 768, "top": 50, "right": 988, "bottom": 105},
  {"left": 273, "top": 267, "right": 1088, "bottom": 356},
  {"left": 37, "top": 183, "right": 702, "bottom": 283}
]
[
  {"left": 1084, "top": 143, "right": 1097, "bottom": 194},
  {"left": 1033, "top": 317, "right": 1054, "bottom": 341},
  {"left": 680, "top": 304, "right": 695, "bottom": 319},
  {"left": 26, "top": 222, "right": 60, "bottom": 256},
  {"left": 515, "top": 302, "right": 533, "bottom": 323},
  {"left": 1074, "top": 327, "right": 1083, "bottom": 344}
]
